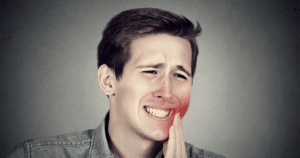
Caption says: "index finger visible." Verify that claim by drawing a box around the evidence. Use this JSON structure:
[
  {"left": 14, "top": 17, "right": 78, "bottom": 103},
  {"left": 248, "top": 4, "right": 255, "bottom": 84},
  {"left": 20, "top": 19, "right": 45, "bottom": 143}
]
[
  {"left": 165, "top": 125, "right": 175, "bottom": 157},
  {"left": 178, "top": 114, "right": 187, "bottom": 158}
]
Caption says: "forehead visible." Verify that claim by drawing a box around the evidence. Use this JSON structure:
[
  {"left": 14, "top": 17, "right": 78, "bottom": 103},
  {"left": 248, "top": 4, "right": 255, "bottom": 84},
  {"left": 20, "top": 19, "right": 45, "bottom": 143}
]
[{"left": 128, "top": 34, "right": 192, "bottom": 68}]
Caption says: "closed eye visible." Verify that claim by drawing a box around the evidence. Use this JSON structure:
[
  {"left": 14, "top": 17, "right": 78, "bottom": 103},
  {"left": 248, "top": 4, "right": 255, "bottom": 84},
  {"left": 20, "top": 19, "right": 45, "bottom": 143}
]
[
  {"left": 143, "top": 70, "right": 157, "bottom": 74},
  {"left": 174, "top": 74, "right": 187, "bottom": 80}
]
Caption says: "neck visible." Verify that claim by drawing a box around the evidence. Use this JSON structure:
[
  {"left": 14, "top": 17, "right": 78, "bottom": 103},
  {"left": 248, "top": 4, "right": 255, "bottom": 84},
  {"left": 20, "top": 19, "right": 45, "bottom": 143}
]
[{"left": 107, "top": 113, "right": 164, "bottom": 158}]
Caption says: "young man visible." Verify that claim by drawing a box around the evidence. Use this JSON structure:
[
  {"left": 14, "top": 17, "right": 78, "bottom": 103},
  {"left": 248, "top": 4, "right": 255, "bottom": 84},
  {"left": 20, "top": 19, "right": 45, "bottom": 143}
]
[{"left": 8, "top": 8, "right": 225, "bottom": 158}]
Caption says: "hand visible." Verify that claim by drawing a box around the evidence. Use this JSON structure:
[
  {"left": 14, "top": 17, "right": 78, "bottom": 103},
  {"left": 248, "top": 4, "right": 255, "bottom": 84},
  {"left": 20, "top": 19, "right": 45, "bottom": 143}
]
[{"left": 163, "top": 113, "right": 187, "bottom": 158}]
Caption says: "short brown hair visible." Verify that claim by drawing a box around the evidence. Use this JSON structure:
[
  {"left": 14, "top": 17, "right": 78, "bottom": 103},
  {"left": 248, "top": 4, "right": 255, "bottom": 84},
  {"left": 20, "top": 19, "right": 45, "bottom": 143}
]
[{"left": 97, "top": 8, "right": 201, "bottom": 80}]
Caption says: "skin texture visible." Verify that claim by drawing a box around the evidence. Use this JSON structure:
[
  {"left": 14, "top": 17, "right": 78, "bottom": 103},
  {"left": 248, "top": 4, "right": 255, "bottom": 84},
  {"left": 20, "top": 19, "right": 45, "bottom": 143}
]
[
  {"left": 98, "top": 33, "right": 192, "bottom": 158},
  {"left": 163, "top": 113, "right": 187, "bottom": 158}
]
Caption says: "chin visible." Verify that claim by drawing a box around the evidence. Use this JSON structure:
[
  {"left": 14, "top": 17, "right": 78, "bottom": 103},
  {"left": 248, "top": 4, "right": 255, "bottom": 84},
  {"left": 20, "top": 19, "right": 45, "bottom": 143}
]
[
  {"left": 148, "top": 129, "right": 170, "bottom": 142},
  {"left": 155, "top": 136, "right": 169, "bottom": 142}
]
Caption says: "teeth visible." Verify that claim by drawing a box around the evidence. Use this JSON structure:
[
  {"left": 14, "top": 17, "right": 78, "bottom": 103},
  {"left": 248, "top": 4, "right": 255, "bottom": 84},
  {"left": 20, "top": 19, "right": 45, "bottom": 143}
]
[{"left": 145, "top": 106, "right": 171, "bottom": 118}]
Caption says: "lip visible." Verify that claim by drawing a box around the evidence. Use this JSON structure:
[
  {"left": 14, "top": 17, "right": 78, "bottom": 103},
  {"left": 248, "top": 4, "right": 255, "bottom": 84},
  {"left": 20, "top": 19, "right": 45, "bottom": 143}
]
[{"left": 143, "top": 106, "right": 174, "bottom": 121}]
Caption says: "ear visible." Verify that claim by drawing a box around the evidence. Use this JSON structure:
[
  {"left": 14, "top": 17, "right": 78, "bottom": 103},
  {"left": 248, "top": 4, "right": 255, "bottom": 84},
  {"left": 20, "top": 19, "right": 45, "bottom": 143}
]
[{"left": 97, "top": 64, "right": 116, "bottom": 96}]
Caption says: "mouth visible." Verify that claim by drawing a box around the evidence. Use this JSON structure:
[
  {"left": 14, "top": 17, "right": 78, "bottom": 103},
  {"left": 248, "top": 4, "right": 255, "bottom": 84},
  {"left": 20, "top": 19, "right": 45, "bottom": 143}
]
[{"left": 144, "top": 106, "right": 172, "bottom": 118}]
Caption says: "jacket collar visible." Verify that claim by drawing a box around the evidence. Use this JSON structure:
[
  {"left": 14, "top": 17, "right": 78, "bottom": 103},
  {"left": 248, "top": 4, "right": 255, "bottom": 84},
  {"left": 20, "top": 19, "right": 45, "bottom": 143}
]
[
  {"left": 89, "top": 112, "right": 113, "bottom": 158},
  {"left": 88, "top": 111, "right": 164, "bottom": 158}
]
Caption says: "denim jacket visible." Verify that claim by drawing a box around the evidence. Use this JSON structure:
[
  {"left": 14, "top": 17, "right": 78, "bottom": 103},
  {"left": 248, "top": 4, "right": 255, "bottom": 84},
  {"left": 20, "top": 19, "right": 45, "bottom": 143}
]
[{"left": 7, "top": 112, "right": 225, "bottom": 158}]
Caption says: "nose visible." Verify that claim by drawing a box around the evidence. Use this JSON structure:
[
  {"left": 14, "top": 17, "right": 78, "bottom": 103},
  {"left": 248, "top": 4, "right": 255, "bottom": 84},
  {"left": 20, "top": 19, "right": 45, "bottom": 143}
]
[{"left": 154, "top": 76, "right": 172, "bottom": 101}]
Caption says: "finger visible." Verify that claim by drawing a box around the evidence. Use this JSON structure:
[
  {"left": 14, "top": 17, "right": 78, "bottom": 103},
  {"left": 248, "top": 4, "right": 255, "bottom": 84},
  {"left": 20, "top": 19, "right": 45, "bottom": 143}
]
[
  {"left": 178, "top": 114, "right": 187, "bottom": 158},
  {"left": 163, "top": 141, "right": 168, "bottom": 156},
  {"left": 165, "top": 125, "right": 175, "bottom": 158},
  {"left": 175, "top": 113, "right": 181, "bottom": 158}
]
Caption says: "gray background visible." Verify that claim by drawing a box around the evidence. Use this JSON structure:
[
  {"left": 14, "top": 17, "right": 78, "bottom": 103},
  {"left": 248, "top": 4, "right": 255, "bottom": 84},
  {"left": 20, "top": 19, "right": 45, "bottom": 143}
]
[{"left": 1, "top": 0, "right": 299, "bottom": 158}]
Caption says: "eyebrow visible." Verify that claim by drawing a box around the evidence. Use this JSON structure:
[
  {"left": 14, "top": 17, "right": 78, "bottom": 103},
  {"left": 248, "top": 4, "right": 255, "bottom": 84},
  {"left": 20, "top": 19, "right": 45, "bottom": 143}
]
[
  {"left": 136, "top": 63, "right": 164, "bottom": 69},
  {"left": 136, "top": 63, "right": 191, "bottom": 77}
]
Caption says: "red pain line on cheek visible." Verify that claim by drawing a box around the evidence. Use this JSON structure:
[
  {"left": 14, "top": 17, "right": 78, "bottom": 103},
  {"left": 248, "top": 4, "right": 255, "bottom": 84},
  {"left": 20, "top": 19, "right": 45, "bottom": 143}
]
[
  {"left": 176, "top": 100, "right": 189, "bottom": 119},
  {"left": 167, "top": 100, "right": 190, "bottom": 130}
]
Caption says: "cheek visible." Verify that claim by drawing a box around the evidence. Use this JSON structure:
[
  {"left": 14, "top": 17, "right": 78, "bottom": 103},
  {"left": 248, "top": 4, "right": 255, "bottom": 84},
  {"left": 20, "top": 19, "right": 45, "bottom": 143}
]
[
  {"left": 175, "top": 91, "right": 191, "bottom": 119},
  {"left": 164, "top": 92, "right": 190, "bottom": 133},
  {"left": 116, "top": 80, "right": 150, "bottom": 108},
  {"left": 115, "top": 83, "right": 136, "bottom": 110},
  {"left": 176, "top": 95, "right": 190, "bottom": 119}
]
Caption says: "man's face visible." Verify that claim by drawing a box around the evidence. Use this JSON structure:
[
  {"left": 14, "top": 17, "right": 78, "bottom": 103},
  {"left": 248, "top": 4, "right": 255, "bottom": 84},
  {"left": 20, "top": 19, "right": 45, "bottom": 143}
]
[{"left": 111, "top": 34, "right": 192, "bottom": 141}]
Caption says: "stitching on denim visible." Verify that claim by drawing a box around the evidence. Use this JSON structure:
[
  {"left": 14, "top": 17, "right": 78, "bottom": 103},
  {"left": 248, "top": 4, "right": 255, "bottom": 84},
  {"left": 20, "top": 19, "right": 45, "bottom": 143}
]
[
  {"left": 88, "top": 129, "right": 96, "bottom": 158},
  {"left": 193, "top": 155, "right": 220, "bottom": 158},
  {"left": 30, "top": 139, "right": 91, "bottom": 147},
  {"left": 25, "top": 141, "right": 32, "bottom": 158}
]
